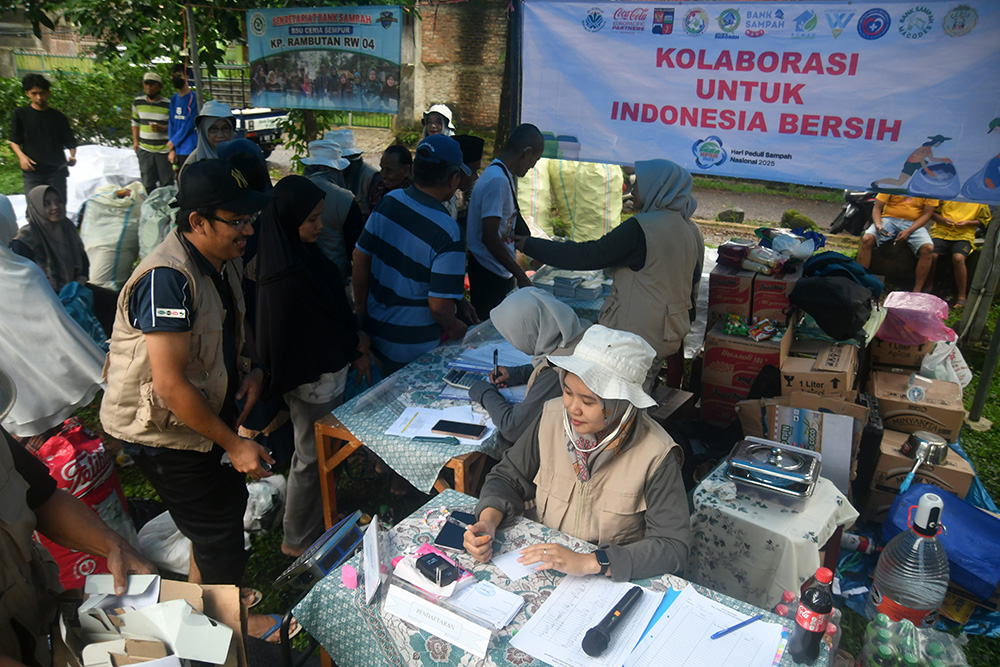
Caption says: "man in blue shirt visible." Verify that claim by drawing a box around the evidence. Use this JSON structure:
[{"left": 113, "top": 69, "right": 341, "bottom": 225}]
[
  {"left": 352, "top": 134, "right": 475, "bottom": 373},
  {"left": 167, "top": 63, "right": 198, "bottom": 171}
]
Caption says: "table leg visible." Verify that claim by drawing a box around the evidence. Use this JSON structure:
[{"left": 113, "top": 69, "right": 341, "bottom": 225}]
[
  {"left": 433, "top": 452, "right": 487, "bottom": 495},
  {"left": 315, "top": 415, "right": 364, "bottom": 530},
  {"left": 320, "top": 648, "right": 332, "bottom": 667}
]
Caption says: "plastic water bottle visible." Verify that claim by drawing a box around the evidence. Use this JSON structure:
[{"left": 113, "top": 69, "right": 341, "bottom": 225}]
[
  {"left": 865, "top": 493, "right": 949, "bottom": 627},
  {"left": 788, "top": 567, "right": 833, "bottom": 664}
]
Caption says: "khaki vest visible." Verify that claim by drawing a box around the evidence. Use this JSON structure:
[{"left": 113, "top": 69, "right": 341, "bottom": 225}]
[
  {"left": 529, "top": 399, "right": 678, "bottom": 547},
  {"left": 0, "top": 439, "right": 61, "bottom": 666},
  {"left": 598, "top": 212, "right": 703, "bottom": 358},
  {"left": 100, "top": 230, "right": 245, "bottom": 451}
]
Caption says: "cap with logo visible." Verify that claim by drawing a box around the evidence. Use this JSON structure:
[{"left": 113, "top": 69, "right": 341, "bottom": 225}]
[
  {"left": 415, "top": 135, "right": 471, "bottom": 175},
  {"left": 175, "top": 159, "right": 272, "bottom": 214}
]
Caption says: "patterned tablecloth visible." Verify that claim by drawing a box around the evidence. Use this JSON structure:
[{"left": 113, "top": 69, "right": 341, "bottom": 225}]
[
  {"left": 686, "top": 463, "right": 860, "bottom": 610},
  {"left": 294, "top": 489, "right": 830, "bottom": 667}
]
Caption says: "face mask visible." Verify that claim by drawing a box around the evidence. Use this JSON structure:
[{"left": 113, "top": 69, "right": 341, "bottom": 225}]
[{"left": 172, "top": 76, "right": 186, "bottom": 89}]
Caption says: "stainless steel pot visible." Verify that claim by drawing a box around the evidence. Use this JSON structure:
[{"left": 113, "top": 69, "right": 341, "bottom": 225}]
[{"left": 901, "top": 431, "right": 950, "bottom": 465}]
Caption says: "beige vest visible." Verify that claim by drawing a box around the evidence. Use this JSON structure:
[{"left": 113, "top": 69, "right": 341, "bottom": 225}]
[
  {"left": 598, "top": 212, "right": 703, "bottom": 358},
  {"left": 530, "top": 399, "right": 678, "bottom": 547},
  {"left": 100, "top": 230, "right": 246, "bottom": 451},
  {"left": 0, "top": 439, "right": 61, "bottom": 666}
]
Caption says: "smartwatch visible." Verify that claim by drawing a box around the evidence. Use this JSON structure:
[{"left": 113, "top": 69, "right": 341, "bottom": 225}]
[{"left": 593, "top": 549, "right": 610, "bottom": 576}]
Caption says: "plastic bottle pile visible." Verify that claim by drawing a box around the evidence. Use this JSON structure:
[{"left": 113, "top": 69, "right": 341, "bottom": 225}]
[{"left": 856, "top": 614, "right": 969, "bottom": 667}]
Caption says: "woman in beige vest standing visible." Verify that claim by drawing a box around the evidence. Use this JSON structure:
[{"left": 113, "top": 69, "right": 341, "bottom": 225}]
[{"left": 464, "top": 326, "right": 690, "bottom": 582}]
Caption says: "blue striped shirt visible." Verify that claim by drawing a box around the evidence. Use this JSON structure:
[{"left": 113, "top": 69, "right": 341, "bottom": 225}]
[{"left": 356, "top": 185, "right": 465, "bottom": 367}]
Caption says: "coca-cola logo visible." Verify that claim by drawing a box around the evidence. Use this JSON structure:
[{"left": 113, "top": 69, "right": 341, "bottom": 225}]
[
  {"left": 614, "top": 7, "right": 648, "bottom": 21},
  {"left": 59, "top": 449, "right": 113, "bottom": 497}
]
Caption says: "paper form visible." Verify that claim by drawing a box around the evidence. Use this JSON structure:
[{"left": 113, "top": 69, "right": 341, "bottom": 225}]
[
  {"left": 384, "top": 406, "right": 495, "bottom": 443},
  {"left": 624, "top": 586, "right": 782, "bottom": 667},
  {"left": 509, "top": 576, "right": 662, "bottom": 667},
  {"left": 492, "top": 549, "right": 541, "bottom": 581}
]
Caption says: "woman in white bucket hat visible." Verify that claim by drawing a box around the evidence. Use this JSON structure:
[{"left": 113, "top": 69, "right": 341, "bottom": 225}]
[{"left": 465, "top": 325, "right": 690, "bottom": 582}]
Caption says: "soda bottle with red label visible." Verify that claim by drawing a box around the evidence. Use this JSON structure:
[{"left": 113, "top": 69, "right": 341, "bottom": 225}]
[{"left": 788, "top": 567, "right": 833, "bottom": 664}]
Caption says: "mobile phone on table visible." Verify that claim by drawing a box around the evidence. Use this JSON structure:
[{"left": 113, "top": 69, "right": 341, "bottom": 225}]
[
  {"left": 434, "top": 511, "right": 476, "bottom": 551},
  {"left": 431, "top": 419, "right": 487, "bottom": 440}
]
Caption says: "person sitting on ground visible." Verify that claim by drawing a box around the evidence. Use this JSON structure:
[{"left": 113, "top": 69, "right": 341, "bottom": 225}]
[
  {"left": 253, "top": 176, "right": 370, "bottom": 557},
  {"left": 856, "top": 193, "right": 939, "bottom": 292},
  {"left": 516, "top": 159, "right": 704, "bottom": 387},
  {"left": 468, "top": 287, "right": 586, "bottom": 444},
  {"left": 466, "top": 124, "right": 545, "bottom": 319},
  {"left": 422, "top": 103, "right": 456, "bottom": 137},
  {"left": 12, "top": 184, "right": 88, "bottom": 293},
  {"left": 464, "top": 325, "right": 690, "bottom": 582},
  {"left": 367, "top": 145, "right": 412, "bottom": 213},
  {"left": 928, "top": 200, "right": 992, "bottom": 306},
  {"left": 180, "top": 100, "right": 236, "bottom": 174}
]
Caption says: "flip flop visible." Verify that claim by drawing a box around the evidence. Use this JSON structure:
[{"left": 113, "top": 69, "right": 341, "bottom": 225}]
[
  {"left": 259, "top": 613, "right": 302, "bottom": 642},
  {"left": 955, "top": 298, "right": 967, "bottom": 307},
  {"left": 241, "top": 587, "right": 262, "bottom": 608}
]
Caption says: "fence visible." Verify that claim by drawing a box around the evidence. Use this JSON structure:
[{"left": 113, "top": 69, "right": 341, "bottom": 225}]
[{"left": 13, "top": 51, "right": 96, "bottom": 76}]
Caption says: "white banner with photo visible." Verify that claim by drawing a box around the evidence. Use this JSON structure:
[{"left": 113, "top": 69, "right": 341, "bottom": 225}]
[{"left": 521, "top": 1, "right": 1000, "bottom": 202}]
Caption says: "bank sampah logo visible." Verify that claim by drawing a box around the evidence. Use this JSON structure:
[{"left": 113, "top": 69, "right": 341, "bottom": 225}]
[
  {"left": 249, "top": 12, "right": 266, "bottom": 37},
  {"left": 582, "top": 7, "right": 606, "bottom": 32},
  {"left": 858, "top": 8, "right": 891, "bottom": 39},
  {"left": 692, "top": 136, "right": 728, "bottom": 169},
  {"left": 899, "top": 6, "right": 934, "bottom": 38}
]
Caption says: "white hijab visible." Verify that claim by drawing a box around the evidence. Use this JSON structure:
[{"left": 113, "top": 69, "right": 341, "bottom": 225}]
[
  {"left": 490, "top": 287, "right": 585, "bottom": 367},
  {"left": 0, "top": 195, "right": 105, "bottom": 436}
]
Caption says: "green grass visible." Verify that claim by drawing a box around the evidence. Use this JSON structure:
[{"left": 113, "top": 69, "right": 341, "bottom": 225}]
[{"left": 693, "top": 174, "right": 843, "bottom": 203}]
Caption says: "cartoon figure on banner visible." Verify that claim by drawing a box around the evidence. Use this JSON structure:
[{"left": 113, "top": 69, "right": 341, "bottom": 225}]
[
  {"left": 872, "top": 135, "right": 956, "bottom": 197},
  {"left": 961, "top": 118, "right": 1000, "bottom": 200}
]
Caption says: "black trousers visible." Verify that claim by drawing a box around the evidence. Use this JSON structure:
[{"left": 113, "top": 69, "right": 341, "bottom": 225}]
[
  {"left": 128, "top": 443, "right": 248, "bottom": 585},
  {"left": 22, "top": 169, "right": 67, "bottom": 205},
  {"left": 467, "top": 253, "right": 516, "bottom": 321}
]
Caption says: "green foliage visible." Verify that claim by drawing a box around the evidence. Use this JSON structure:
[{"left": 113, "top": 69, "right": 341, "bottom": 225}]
[
  {"left": 780, "top": 208, "right": 819, "bottom": 231},
  {"left": 394, "top": 125, "right": 423, "bottom": 147},
  {"left": 692, "top": 176, "right": 843, "bottom": 203},
  {"left": 278, "top": 109, "right": 343, "bottom": 169},
  {"left": 0, "top": 145, "right": 22, "bottom": 196}
]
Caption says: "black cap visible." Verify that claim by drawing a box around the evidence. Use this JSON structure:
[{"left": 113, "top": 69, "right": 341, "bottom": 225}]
[
  {"left": 454, "top": 135, "right": 484, "bottom": 164},
  {"left": 175, "top": 159, "right": 272, "bottom": 214}
]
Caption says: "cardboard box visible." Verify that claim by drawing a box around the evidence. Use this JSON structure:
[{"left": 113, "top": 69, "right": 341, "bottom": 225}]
[
  {"left": 707, "top": 265, "right": 754, "bottom": 328},
  {"left": 701, "top": 382, "right": 749, "bottom": 424},
  {"left": 868, "top": 371, "right": 965, "bottom": 441},
  {"left": 767, "top": 403, "right": 855, "bottom": 494},
  {"left": 702, "top": 321, "right": 794, "bottom": 392},
  {"left": 869, "top": 337, "right": 931, "bottom": 369},
  {"left": 780, "top": 343, "right": 858, "bottom": 399},
  {"left": 752, "top": 266, "right": 801, "bottom": 322},
  {"left": 871, "top": 429, "right": 974, "bottom": 498},
  {"left": 860, "top": 487, "right": 898, "bottom": 525}
]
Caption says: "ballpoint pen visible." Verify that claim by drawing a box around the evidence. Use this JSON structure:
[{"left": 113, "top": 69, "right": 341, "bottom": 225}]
[
  {"left": 710, "top": 614, "right": 763, "bottom": 640},
  {"left": 493, "top": 348, "right": 499, "bottom": 384}
]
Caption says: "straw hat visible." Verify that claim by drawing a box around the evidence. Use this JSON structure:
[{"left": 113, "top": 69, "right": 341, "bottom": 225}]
[
  {"left": 323, "top": 129, "right": 363, "bottom": 157},
  {"left": 301, "top": 140, "right": 350, "bottom": 170},
  {"left": 0, "top": 369, "right": 16, "bottom": 423},
  {"left": 547, "top": 325, "right": 656, "bottom": 408}
]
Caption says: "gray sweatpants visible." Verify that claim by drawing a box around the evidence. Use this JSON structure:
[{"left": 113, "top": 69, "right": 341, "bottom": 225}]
[{"left": 137, "top": 149, "right": 174, "bottom": 193}]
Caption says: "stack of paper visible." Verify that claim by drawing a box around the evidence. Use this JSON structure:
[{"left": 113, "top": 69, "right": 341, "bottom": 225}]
[
  {"left": 575, "top": 278, "right": 604, "bottom": 300},
  {"left": 532, "top": 274, "right": 555, "bottom": 292},
  {"left": 551, "top": 270, "right": 584, "bottom": 298},
  {"left": 450, "top": 342, "right": 532, "bottom": 371},
  {"left": 449, "top": 580, "right": 525, "bottom": 630},
  {"left": 439, "top": 383, "right": 527, "bottom": 403}
]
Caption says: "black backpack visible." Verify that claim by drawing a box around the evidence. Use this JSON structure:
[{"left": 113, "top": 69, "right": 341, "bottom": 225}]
[{"left": 789, "top": 276, "right": 874, "bottom": 341}]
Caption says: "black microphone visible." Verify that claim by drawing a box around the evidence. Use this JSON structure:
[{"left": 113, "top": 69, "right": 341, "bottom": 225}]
[{"left": 581, "top": 585, "right": 643, "bottom": 657}]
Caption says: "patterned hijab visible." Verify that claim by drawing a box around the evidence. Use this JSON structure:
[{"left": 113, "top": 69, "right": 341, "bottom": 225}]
[{"left": 558, "top": 369, "right": 639, "bottom": 482}]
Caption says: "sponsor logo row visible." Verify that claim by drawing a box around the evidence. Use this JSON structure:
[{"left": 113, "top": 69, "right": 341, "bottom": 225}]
[{"left": 581, "top": 4, "right": 979, "bottom": 41}]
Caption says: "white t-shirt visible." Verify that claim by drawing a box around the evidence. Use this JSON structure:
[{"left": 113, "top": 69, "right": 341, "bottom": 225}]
[{"left": 467, "top": 160, "right": 517, "bottom": 278}]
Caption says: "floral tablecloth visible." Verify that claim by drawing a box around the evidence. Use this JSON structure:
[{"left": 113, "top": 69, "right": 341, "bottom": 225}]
[
  {"left": 294, "top": 489, "right": 830, "bottom": 667},
  {"left": 686, "top": 463, "right": 859, "bottom": 610}
]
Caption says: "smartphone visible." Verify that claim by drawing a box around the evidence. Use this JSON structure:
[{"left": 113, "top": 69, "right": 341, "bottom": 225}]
[
  {"left": 431, "top": 419, "right": 487, "bottom": 439},
  {"left": 433, "top": 511, "right": 476, "bottom": 551}
]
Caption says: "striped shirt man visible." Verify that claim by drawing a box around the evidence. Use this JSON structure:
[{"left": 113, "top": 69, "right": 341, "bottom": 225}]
[
  {"left": 355, "top": 185, "right": 466, "bottom": 368},
  {"left": 131, "top": 93, "right": 170, "bottom": 154}
]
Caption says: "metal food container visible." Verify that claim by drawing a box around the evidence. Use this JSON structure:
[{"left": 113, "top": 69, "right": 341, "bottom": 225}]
[{"left": 725, "top": 437, "right": 823, "bottom": 502}]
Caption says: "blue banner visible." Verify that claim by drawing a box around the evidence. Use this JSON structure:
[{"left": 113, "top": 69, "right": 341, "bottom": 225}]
[
  {"left": 522, "top": 1, "right": 1000, "bottom": 203},
  {"left": 246, "top": 6, "right": 402, "bottom": 113}
]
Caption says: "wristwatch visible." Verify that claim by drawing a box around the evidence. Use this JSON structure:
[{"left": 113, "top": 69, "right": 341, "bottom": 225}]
[{"left": 593, "top": 549, "right": 610, "bottom": 576}]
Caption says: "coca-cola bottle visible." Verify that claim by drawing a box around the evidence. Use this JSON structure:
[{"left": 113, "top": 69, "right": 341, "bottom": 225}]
[{"left": 788, "top": 567, "right": 834, "bottom": 664}]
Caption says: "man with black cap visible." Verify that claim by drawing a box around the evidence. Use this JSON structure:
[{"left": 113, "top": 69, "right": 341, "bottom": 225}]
[
  {"left": 353, "top": 134, "right": 476, "bottom": 374},
  {"left": 132, "top": 71, "right": 173, "bottom": 192},
  {"left": 101, "top": 159, "right": 272, "bottom": 593}
]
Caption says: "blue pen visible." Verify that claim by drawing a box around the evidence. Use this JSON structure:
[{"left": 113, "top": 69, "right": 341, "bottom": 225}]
[{"left": 710, "top": 614, "right": 763, "bottom": 640}]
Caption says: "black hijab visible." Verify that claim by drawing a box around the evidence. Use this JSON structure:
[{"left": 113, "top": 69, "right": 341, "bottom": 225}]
[{"left": 256, "top": 175, "right": 360, "bottom": 396}]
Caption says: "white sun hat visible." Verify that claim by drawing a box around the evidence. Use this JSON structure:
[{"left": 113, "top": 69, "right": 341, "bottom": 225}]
[
  {"left": 322, "top": 129, "right": 363, "bottom": 157},
  {"left": 547, "top": 325, "right": 656, "bottom": 408},
  {"left": 301, "top": 140, "right": 350, "bottom": 170},
  {"left": 422, "top": 103, "right": 456, "bottom": 135}
]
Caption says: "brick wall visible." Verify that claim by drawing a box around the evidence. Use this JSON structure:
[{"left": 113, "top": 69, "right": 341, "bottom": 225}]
[{"left": 413, "top": 0, "right": 508, "bottom": 132}]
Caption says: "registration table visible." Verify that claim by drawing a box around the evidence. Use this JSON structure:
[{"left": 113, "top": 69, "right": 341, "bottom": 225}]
[
  {"left": 294, "top": 489, "right": 831, "bottom": 667},
  {"left": 685, "top": 463, "right": 859, "bottom": 610}
]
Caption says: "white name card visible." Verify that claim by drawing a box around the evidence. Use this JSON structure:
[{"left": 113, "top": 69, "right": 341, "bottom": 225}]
[{"left": 383, "top": 583, "right": 493, "bottom": 658}]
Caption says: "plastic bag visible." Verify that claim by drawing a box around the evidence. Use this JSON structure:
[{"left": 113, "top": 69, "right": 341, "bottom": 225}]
[
  {"left": 58, "top": 281, "right": 108, "bottom": 351},
  {"left": 244, "top": 476, "right": 286, "bottom": 532},
  {"left": 549, "top": 159, "right": 623, "bottom": 242},
  {"left": 138, "top": 185, "right": 178, "bottom": 258},
  {"left": 81, "top": 182, "right": 146, "bottom": 289},
  {"left": 517, "top": 157, "right": 552, "bottom": 236},
  {"left": 877, "top": 292, "right": 956, "bottom": 345},
  {"left": 137, "top": 510, "right": 191, "bottom": 576},
  {"left": 920, "top": 341, "right": 973, "bottom": 388}
]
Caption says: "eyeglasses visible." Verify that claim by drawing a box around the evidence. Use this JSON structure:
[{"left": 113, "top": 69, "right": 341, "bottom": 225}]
[
  {"left": 207, "top": 125, "right": 233, "bottom": 136},
  {"left": 205, "top": 211, "right": 259, "bottom": 230}
]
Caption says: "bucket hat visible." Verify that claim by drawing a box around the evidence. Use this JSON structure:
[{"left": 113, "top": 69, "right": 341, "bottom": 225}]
[
  {"left": 323, "top": 129, "right": 363, "bottom": 157},
  {"left": 422, "top": 104, "right": 456, "bottom": 134},
  {"left": 0, "top": 368, "right": 15, "bottom": 422},
  {"left": 301, "top": 140, "right": 350, "bottom": 170},
  {"left": 195, "top": 100, "right": 236, "bottom": 129},
  {"left": 547, "top": 325, "right": 656, "bottom": 408}
]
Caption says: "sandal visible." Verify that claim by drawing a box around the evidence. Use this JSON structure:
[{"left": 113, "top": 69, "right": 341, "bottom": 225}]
[
  {"left": 257, "top": 613, "right": 302, "bottom": 643},
  {"left": 241, "top": 587, "right": 262, "bottom": 609},
  {"left": 955, "top": 298, "right": 967, "bottom": 307}
]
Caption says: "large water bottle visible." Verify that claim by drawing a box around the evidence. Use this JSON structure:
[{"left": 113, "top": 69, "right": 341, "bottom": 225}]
[{"left": 865, "top": 493, "right": 949, "bottom": 627}]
